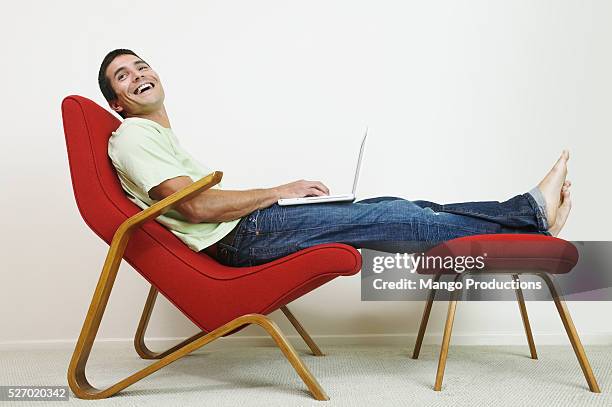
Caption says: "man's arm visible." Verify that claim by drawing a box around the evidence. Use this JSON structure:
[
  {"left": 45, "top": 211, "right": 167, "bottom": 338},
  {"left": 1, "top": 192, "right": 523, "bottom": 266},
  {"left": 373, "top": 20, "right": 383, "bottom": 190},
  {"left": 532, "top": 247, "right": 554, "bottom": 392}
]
[{"left": 149, "top": 176, "right": 330, "bottom": 223}]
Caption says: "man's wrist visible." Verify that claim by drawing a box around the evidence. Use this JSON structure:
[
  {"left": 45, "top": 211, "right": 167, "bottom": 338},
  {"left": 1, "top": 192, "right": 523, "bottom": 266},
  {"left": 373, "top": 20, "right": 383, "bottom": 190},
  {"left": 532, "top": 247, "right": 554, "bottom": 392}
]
[{"left": 257, "top": 187, "right": 280, "bottom": 209}]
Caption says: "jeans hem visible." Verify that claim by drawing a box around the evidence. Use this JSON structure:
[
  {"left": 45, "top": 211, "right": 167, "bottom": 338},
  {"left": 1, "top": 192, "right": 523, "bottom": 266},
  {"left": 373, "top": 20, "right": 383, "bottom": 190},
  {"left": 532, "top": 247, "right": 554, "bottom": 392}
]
[{"left": 523, "top": 192, "right": 550, "bottom": 234}]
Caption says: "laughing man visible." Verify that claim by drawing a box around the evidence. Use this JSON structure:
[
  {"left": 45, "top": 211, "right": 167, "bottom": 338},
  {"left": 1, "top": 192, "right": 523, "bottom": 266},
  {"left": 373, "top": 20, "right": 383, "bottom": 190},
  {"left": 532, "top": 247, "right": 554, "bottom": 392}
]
[{"left": 101, "top": 49, "right": 572, "bottom": 267}]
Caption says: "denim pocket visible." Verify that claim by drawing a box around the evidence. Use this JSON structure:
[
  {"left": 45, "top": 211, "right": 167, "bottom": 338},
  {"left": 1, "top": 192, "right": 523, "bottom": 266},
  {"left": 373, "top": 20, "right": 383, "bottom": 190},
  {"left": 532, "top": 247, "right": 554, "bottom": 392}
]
[
  {"left": 216, "top": 242, "right": 238, "bottom": 266},
  {"left": 243, "top": 210, "right": 260, "bottom": 233},
  {"left": 248, "top": 244, "right": 299, "bottom": 266}
]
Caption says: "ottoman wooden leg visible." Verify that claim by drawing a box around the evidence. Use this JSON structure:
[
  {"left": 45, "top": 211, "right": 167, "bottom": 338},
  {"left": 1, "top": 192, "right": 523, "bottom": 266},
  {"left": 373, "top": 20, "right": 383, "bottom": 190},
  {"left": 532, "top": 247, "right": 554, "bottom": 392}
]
[
  {"left": 538, "top": 273, "right": 601, "bottom": 393},
  {"left": 512, "top": 274, "right": 538, "bottom": 359},
  {"left": 434, "top": 273, "right": 463, "bottom": 391},
  {"left": 413, "top": 273, "right": 441, "bottom": 359}
]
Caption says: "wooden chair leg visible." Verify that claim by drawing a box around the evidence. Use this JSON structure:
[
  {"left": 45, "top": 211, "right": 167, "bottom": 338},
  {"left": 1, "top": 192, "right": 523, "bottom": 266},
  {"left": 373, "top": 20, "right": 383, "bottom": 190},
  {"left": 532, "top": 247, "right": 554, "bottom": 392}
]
[
  {"left": 434, "top": 273, "right": 463, "bottom": 391},
  {"left": 512, "top": 274, "right": 538, "bottom": 359},
  {"left": 537, "top": 273, "right": 601, "bottom": 393},
  {"left": 412, "top": 273, "right": 441, "bottom": 359},
  {"left": 72, "top": 313, "right": 328, "bottom": 400},
  {"left": 134, "top": 285, "right": 208, "bottom": 359},
  {"left": 134, "top": 288, "right": 325, "bottom": 359},
  {"left": 68, "top": 227, "right": 328, "bottom": 400},
  {"left": 281, "top": 306, "right": 324, "bottom": 356}
]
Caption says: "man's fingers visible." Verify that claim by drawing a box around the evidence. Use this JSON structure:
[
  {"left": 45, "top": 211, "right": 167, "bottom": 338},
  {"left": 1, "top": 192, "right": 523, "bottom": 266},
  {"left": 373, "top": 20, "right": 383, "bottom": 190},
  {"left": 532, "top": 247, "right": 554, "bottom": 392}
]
[
  {"left": 305, "top": 187, "right": 327, "bottom": 197},
  {"left": 313, "top": 181, "right": 330, "bottom": 195},
  {"left": 285, "top": 179, "right": 330, "bottom": 197},
  {"left": 304, "top": 180, "right": 330, "bottom": 195}
]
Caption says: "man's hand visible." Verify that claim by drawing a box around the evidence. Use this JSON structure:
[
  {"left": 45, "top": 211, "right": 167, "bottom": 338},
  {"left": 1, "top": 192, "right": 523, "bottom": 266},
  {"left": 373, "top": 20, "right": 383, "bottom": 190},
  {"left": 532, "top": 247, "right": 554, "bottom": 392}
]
[{"left": 272, "top": 179, "right": 330, "bottom": 200}]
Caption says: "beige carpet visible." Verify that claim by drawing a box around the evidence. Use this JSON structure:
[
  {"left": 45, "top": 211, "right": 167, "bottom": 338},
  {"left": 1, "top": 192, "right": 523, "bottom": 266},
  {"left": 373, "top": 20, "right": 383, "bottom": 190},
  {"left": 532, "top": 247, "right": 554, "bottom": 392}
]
[{"left": 0, "top": 344, "right": 609, "bottom": 406}]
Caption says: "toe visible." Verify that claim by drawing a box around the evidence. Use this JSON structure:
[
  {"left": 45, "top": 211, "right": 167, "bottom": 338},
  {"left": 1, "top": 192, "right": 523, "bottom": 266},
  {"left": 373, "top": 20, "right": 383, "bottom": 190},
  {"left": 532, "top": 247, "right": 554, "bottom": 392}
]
[
  {"left": 563, "top": 149, "right": 570, "bottom": 161},
  {"left": 561, "top": 190, "right": 571, "bottom": 207},
  {"left": 554, "top": 153, "right": 569, "bottom": 170}
]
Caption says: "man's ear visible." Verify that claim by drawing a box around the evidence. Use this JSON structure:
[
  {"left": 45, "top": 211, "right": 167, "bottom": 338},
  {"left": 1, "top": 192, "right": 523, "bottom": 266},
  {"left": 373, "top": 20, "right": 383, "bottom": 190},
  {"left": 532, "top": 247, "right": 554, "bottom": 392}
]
[{"left": 109, "top": 100, "right": 124, "bottom": 114}]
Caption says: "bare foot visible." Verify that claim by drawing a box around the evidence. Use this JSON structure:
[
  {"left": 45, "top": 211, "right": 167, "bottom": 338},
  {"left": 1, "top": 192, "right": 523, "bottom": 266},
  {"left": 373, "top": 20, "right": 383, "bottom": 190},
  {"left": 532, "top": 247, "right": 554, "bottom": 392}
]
[
  {"left": 537, "top": 150, "right": 570, "bottom": 229},
  {"left": 549, "top": 183, "right": 572, "bottom": 237}
]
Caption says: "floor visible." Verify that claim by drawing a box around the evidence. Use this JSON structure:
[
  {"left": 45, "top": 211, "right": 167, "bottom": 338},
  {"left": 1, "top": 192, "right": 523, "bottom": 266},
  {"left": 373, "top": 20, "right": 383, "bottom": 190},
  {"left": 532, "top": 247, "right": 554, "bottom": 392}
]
[{"left": 0, "top": 344, "right": 610, "bottom": 406}]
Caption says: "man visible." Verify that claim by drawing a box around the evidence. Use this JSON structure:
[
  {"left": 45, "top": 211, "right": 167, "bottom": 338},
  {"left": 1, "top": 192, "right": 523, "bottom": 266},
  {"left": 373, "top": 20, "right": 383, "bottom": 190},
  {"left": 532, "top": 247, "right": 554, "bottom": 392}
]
[{"left": 101, "top": 49, "right": 572, "bottom": 267}]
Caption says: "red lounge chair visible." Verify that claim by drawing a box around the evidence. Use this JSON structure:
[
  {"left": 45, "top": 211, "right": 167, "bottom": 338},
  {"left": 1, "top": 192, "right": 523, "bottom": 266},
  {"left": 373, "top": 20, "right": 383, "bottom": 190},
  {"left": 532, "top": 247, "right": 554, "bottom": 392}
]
[
  {"left": 61, "top": 95, "right": 362, "bottom": 400},
  {"left": 411, "top": 234, "right": 600, "bottom": 392}
]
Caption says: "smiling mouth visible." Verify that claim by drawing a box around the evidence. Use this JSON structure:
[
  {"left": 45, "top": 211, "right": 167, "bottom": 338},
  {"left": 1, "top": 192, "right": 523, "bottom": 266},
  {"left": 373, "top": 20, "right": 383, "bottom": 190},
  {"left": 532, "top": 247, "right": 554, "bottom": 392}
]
[{"left": 134, "top": 82, "right": 155, "bottom": 95}]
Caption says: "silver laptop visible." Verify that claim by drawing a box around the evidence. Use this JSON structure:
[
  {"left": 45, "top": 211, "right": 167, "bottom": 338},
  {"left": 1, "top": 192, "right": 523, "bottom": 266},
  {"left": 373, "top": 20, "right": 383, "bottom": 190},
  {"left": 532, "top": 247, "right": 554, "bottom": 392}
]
[{"left": 278, "top": 128, "right": 368, "bottom": 206}]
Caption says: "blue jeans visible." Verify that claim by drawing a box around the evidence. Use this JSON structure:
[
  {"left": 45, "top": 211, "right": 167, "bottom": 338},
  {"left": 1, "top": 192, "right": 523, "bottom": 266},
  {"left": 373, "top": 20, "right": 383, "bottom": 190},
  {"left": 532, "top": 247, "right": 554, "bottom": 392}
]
[{"left": 212, "top": 193, "right": 549, "bottom": 267}]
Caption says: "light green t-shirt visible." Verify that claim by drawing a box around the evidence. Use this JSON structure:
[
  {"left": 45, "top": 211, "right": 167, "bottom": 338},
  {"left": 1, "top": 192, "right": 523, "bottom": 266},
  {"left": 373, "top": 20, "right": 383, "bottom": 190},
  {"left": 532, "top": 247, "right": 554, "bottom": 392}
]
[{"left": 108, "top": 117, "right": 240, "bottom": 252}]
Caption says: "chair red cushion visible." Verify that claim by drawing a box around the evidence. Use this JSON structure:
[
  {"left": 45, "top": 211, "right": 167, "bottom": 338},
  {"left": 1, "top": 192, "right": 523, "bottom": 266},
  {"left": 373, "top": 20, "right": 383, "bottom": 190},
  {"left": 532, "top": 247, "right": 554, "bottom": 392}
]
[
  {"left": 61, "top": 95, "right": 362, "bottom": 332},
  {"left": 417, "top": 234, "right": 578, "bottom": 274}
]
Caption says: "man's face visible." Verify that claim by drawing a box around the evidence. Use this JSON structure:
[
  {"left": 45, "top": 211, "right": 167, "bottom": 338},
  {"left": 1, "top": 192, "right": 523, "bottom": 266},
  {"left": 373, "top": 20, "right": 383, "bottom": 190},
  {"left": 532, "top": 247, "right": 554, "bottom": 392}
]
[{"left": 105, "top": 54, "right": 165, "bottom": 117}]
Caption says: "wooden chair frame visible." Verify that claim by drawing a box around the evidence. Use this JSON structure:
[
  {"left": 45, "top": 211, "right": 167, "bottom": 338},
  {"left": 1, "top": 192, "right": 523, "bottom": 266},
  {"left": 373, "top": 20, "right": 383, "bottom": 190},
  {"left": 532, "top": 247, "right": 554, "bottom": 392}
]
[
  {"left": 67, "top": 172, "right": 328, "bottom": 400},
  {"left": 134, "top": 285, "right": 324, "bottom": 359},
  {"left": 412, "top": 271, "right": 601, "bottom": 393}
]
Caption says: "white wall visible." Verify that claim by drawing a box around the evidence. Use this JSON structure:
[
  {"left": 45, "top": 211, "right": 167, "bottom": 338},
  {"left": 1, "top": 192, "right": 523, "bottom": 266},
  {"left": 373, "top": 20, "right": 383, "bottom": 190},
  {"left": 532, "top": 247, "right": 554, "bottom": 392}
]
[{"left": 1, "top": 0, "right": 611, "bottom": 347}]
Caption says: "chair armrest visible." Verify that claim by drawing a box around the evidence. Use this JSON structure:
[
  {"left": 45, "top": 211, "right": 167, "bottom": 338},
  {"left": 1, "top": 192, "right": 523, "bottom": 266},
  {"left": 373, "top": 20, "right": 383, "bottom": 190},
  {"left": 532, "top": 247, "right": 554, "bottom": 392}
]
[{"left": 117, "top": 171, "right": 223, "bottom": 235}]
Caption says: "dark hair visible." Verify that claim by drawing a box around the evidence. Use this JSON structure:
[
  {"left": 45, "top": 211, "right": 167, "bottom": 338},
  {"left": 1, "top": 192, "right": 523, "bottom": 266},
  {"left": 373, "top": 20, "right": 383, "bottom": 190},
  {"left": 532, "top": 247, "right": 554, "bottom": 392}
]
[{"left": 98, "top": 49, "right": 146, "bottom": 117}]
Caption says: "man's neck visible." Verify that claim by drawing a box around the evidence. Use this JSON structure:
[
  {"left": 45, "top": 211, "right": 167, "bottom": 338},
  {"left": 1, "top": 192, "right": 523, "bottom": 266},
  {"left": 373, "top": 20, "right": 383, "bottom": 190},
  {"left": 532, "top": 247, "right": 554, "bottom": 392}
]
[{"left": 128, "top": 105, "right": 171, "bottom": 129}]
